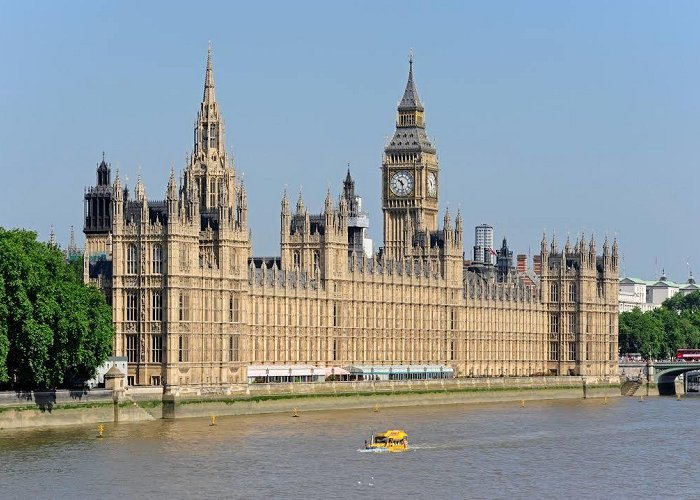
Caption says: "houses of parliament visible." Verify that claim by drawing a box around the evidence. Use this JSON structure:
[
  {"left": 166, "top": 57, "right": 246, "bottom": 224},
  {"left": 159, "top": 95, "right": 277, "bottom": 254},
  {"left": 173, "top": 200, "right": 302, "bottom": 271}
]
[{"left": 82, "top": 48, "right": 619, "bottom": 389}]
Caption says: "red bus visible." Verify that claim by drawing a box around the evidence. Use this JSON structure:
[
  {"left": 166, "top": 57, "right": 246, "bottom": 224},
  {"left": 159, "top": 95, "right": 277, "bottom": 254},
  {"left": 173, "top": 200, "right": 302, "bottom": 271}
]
[{"left": 676, "top": 349, "right": 700, "bottom": 361}]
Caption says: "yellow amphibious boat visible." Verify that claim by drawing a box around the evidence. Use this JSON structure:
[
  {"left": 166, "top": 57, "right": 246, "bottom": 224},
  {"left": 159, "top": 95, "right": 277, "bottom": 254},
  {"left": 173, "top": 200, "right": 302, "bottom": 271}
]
[{"left": 365, "top": 429, "right": 409, "bottom": 452}]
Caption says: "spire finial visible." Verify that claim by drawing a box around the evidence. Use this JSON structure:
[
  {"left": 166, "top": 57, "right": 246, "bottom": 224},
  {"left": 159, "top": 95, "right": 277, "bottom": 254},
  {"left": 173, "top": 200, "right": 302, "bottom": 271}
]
[
  {"left": 398, "top": 50, "right": 424, "bottom": 112},
  {"left": 203, "top": 42, "right": 216, "bottom": 103}
]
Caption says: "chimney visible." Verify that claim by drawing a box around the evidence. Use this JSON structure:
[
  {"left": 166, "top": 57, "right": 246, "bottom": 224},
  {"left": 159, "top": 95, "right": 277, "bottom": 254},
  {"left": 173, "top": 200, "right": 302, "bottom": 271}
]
[
  {"left": 533, "top": 255, "right": 542, "bottom": 275},
  {"left": 516, "top": 254, "right": 527, "bottom": 273}
]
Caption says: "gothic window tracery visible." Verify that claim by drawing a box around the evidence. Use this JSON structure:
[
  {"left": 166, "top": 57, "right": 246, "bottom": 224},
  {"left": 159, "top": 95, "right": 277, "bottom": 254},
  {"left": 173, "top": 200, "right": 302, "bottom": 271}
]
[
  {"left": 127, "top": 244, "right": 138, "bottom": 274},
  {"left": 152, "top": 244, "right": 163, "bottom": 274}
]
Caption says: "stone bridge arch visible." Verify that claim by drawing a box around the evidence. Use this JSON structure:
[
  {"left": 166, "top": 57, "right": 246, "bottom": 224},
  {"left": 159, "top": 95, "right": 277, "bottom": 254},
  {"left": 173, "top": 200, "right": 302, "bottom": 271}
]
[{"left": 653, "top": 364, "right": 700, "bottom": 395}]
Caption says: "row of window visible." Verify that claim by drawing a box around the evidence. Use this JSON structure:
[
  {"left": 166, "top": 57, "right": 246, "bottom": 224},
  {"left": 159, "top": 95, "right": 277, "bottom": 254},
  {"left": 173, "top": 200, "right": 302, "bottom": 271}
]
[
  {"left": 549, "top": 283, "right": 578, "bottom": 302},
  {"left": 126, "top": 291, "right": 162, "bottom": 322},
  {"left": 126, "top": 244, "right": 163, "bottom": 275},
  {"left": 125, "top": 291, "right": 242, "bottom": 323},
  {"left": 548, "top": 341, "right": 615, "bottom": 362},
  {"left": 126, "top": 334, "right": 240, "bottom": 364}
]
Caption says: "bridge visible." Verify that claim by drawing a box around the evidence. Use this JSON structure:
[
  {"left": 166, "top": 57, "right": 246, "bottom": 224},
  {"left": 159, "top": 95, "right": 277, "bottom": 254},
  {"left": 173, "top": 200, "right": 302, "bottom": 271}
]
[{"left": 619, "top": 360, "right": 700, "bottom": 395}]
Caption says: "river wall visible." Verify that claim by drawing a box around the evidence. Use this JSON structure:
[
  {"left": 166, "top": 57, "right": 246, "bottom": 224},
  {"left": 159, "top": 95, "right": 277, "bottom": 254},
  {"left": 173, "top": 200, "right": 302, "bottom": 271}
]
[{"left": 0, "top": 376, "right": 620, "bottom": 430}]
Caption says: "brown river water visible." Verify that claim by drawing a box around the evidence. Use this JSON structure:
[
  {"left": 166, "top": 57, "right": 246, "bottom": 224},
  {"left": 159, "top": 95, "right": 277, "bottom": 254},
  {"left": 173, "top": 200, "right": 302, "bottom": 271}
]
[{"left": 0, "top": 397, "right": 697, "bottom": 499}]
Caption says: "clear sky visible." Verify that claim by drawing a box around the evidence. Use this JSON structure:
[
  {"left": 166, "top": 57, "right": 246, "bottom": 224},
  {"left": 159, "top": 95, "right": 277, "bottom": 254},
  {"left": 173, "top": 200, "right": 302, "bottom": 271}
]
[{"left": 1, "top": 1, "right": 698, "bottom": 280}]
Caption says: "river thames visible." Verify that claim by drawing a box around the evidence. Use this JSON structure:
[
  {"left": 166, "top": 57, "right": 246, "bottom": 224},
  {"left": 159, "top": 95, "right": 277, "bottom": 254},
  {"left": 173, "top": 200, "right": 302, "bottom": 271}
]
[{"left": 0, "top": 396, "right": 696, "bottom": 499}]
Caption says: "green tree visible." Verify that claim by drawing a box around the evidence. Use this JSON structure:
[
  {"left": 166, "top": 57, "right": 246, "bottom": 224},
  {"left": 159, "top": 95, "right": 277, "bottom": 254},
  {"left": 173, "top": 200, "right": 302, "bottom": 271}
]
[
  {"left": 0, "top": 228, "right": 113, "bottom": 390},
  {"left": 619, "top": 308, "right": 664, "bottom": 358}
]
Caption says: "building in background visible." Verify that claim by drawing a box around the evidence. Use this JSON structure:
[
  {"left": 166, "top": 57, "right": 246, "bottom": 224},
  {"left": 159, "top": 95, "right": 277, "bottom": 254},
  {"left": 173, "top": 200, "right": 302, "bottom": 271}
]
[
  {"left": 473, "top": 224, "right": 495, "bottom": 265},
  {"left": 618, "top": 271, "right": 700, "bottom": 312},
  {"left": 82, "top": 49, "right": 620, "bottom": 389}
]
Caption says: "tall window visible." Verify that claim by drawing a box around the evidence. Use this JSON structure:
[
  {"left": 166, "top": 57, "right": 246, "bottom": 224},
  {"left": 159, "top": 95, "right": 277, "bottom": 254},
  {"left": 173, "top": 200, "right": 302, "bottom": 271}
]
[
  {"left": 179, "top": 246, "right": 188, "bottom": 271},
  {"left": 127, "top": 244, "right": 138, "bottom": 274},
  {"left": 152, "top": 291, "right": 162, "bottom": 321},
  {"left": 126, "top": 334, "right": 138, "bottom": 363},
  {"left": 550, "top": 283, "right": 559, "bottom": 302},
  {"left": 568, "top": 313, "right": 577, "bottom": 334},
  {"left": 569, "top": 282, "right": 578, "bottom": 302},
  {"left": 179, "top": 291, "right": 189, "bottom": 321},
  {"left": 178, "top": 335, "right": 189, "bottom": 362},
  {"left": 549, "top": 341, "right": 559, "bottom": 361},
  {"left": 568, "top": 341, "right": 577, "bottom": 361},
  {"left": 126, "top": 291, "right": 138, "bottom": 322},
  {"left": 549, "top": 313, "right": 559, "bottom": 336},
  {"left": 229, "top": 295, "right": 240, "bottom": 323},
  {"left": 229, "top": 335, "right": 239, "bottom": 362},
  {"left": 152, "top": 244, "right": 163, "bottom": 274},
  {"left": 151, "top": 334, "right": 162, "bottom": 363}
]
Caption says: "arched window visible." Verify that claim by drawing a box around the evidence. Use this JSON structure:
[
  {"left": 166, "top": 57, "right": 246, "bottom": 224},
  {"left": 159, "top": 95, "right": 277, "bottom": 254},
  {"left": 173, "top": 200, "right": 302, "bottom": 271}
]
[
  {"left": 152, "top": 244, "right": 163, "bottom": 274},
  {"left": 127, "top": 244, "right": 138, "bottom": 274}
]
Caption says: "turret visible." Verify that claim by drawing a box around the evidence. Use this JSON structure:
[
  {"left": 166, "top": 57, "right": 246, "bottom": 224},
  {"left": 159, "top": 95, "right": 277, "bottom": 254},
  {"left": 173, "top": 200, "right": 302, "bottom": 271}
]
[
  {"left": 455, "top": 209, "right": 463, "bottom": 246},
  {"left": 238, "top": 183, "right": 248, "bottom": 229},
  {"left": 167, "top": 166, "right": 178, "bottom": 216},
  {"left": 296, "top": 190, "right": 305, "bottom": 215},
  {"left": 113, "top": 171, "right": 123, "bottom": 222}
]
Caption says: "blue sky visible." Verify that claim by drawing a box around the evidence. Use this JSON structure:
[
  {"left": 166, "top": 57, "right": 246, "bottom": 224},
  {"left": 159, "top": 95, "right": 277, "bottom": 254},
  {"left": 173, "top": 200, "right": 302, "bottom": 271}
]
[{"left": 1, "top": 1, "right": 698, "bottom": 280}]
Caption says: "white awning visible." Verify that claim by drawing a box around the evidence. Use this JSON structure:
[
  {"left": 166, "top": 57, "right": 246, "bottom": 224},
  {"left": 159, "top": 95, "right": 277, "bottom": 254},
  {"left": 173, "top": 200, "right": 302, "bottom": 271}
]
[
  {"left": 323, "top": 366, "right": 350, "bottom": 376},
  {"left": 247, "top": 365, "right": 320, "bottom": 377}
]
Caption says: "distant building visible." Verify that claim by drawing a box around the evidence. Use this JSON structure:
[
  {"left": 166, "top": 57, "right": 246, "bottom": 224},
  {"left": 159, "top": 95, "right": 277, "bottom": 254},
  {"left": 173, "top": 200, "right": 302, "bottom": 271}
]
[
  {"left": 473, "top": 224, "right": 494, "bottom": 265},
  {"left": 619, "top": 271, "right": 700, "bottom": 312}
]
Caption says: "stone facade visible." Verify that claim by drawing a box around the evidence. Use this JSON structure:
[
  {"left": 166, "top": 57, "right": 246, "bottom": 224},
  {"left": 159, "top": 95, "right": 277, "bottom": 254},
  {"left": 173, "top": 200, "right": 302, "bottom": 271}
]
[{"left": 83, "top": 48, "right": 619, "bottom": 389}]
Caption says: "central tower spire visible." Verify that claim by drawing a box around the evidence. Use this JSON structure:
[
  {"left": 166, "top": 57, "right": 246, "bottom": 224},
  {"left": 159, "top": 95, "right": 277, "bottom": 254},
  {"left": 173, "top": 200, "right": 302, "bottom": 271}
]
[
  {"left": 203, "top": 41, "right": 216, "bottom": 104},
  {"left": 187, "top": 44, "right": 235, "bottom": 212}
]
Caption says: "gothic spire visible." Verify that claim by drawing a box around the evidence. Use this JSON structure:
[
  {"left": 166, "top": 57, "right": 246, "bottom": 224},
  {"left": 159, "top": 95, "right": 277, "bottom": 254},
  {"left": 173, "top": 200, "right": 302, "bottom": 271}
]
[
  {"left": 398, "top": 52, "right": 424, "bottom": 112},
  {"left": 203, "top": 41, "right": 216, "bottom": 104}
]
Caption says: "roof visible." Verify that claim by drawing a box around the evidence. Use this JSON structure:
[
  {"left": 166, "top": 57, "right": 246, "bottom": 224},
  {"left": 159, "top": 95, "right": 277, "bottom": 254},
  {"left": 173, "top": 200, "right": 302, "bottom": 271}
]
[
  {"left": 104, "top": 365, "right": 125, "bottom": 378},
  {"left": 620, "top": 277, "right": 656, "bottom": 286},
  {"left": 376, "top": 430, "right": 408, "bottom": 440},
  {"left": 386, "top": 128, "right": 436, "bottom": 154},
  {"left": 247, "top": 365, "right": 321, "bottom": 377},
  {"left": 648, "top": 280, "right": 681, "bottom": 289},
  {"left": 398, "top": 59, "right": 423, "bottom": 112},
  {"left": 346, "top": 364, "right": 453, "bottom": 374}
]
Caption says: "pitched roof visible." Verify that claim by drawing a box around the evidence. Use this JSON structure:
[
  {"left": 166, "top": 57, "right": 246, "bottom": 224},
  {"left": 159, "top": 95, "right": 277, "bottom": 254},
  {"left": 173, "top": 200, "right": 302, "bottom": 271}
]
[{"left": 398, "top": 58, "right": 424, "bottom": 112}]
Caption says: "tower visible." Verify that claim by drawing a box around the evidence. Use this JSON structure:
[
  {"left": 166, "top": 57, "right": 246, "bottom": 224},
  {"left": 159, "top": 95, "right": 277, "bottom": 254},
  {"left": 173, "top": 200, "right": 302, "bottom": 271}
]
[
  {"left": 187, "top": 43, "right": 235, "bottom": 213},
  {"left": 382, "top": 55, "right": 439, "bottom": 261}
]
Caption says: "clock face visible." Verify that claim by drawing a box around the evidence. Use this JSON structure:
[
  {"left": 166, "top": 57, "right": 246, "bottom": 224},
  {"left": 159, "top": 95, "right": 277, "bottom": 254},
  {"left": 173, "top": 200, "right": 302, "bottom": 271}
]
[
  {"left": 390, "top": 171, "right": 414, "bottom": 197},
  {"left": 427, "top": 172, "right": 437, "bottom": 197}
]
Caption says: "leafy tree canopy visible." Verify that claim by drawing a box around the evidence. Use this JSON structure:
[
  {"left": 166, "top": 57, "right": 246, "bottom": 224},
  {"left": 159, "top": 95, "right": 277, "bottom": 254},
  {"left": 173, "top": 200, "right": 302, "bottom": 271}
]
[
  {"left": 0, "top": 228, "right": 113, "bottom": 390},
  {"left": 619, "top": 291, "right": 700, "bottom": 359}
]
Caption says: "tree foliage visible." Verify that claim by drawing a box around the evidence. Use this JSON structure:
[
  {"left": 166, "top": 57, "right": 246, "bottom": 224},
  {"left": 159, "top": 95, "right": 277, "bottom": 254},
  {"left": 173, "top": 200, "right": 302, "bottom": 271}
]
[
  {"left": 0, "top": 228, "right": 113, "bottom": 390},
  {"left": 619, "top": 291, "right": 700, "bottom": 359}
]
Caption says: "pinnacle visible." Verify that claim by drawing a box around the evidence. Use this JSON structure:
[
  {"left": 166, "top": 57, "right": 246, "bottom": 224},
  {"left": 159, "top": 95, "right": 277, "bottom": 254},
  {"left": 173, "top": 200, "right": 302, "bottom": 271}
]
[
  {"left": 203, "top": 43, "right": 216, "bottom": 104},
  {"left": 398, "top": 55, "right": 424, "bottom": 112}
]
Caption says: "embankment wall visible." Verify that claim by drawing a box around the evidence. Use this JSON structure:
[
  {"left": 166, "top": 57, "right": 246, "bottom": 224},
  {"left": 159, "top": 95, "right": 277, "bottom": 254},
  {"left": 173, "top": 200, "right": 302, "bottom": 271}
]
[{"left": 0, "top": 376, "right": 620, "bottom": 430}]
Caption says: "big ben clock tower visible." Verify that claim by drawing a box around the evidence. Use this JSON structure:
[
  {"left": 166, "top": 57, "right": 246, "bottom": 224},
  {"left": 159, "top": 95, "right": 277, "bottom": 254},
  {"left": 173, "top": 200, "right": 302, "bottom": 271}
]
[{"left": 382, "top": 56, "right": 439, "bottom": 261}]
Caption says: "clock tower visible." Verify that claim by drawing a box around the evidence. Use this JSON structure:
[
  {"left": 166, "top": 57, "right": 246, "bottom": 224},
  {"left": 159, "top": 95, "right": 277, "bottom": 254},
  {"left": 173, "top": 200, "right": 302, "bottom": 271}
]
[{"left": 382, "top": 56, "right": 439, "bottom": 261}]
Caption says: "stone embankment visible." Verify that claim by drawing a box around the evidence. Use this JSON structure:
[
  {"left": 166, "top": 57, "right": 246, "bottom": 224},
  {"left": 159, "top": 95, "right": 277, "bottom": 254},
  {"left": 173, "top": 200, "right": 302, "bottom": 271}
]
[{"left": 0, "top": 376, "right": 620, "bottom": 430}]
